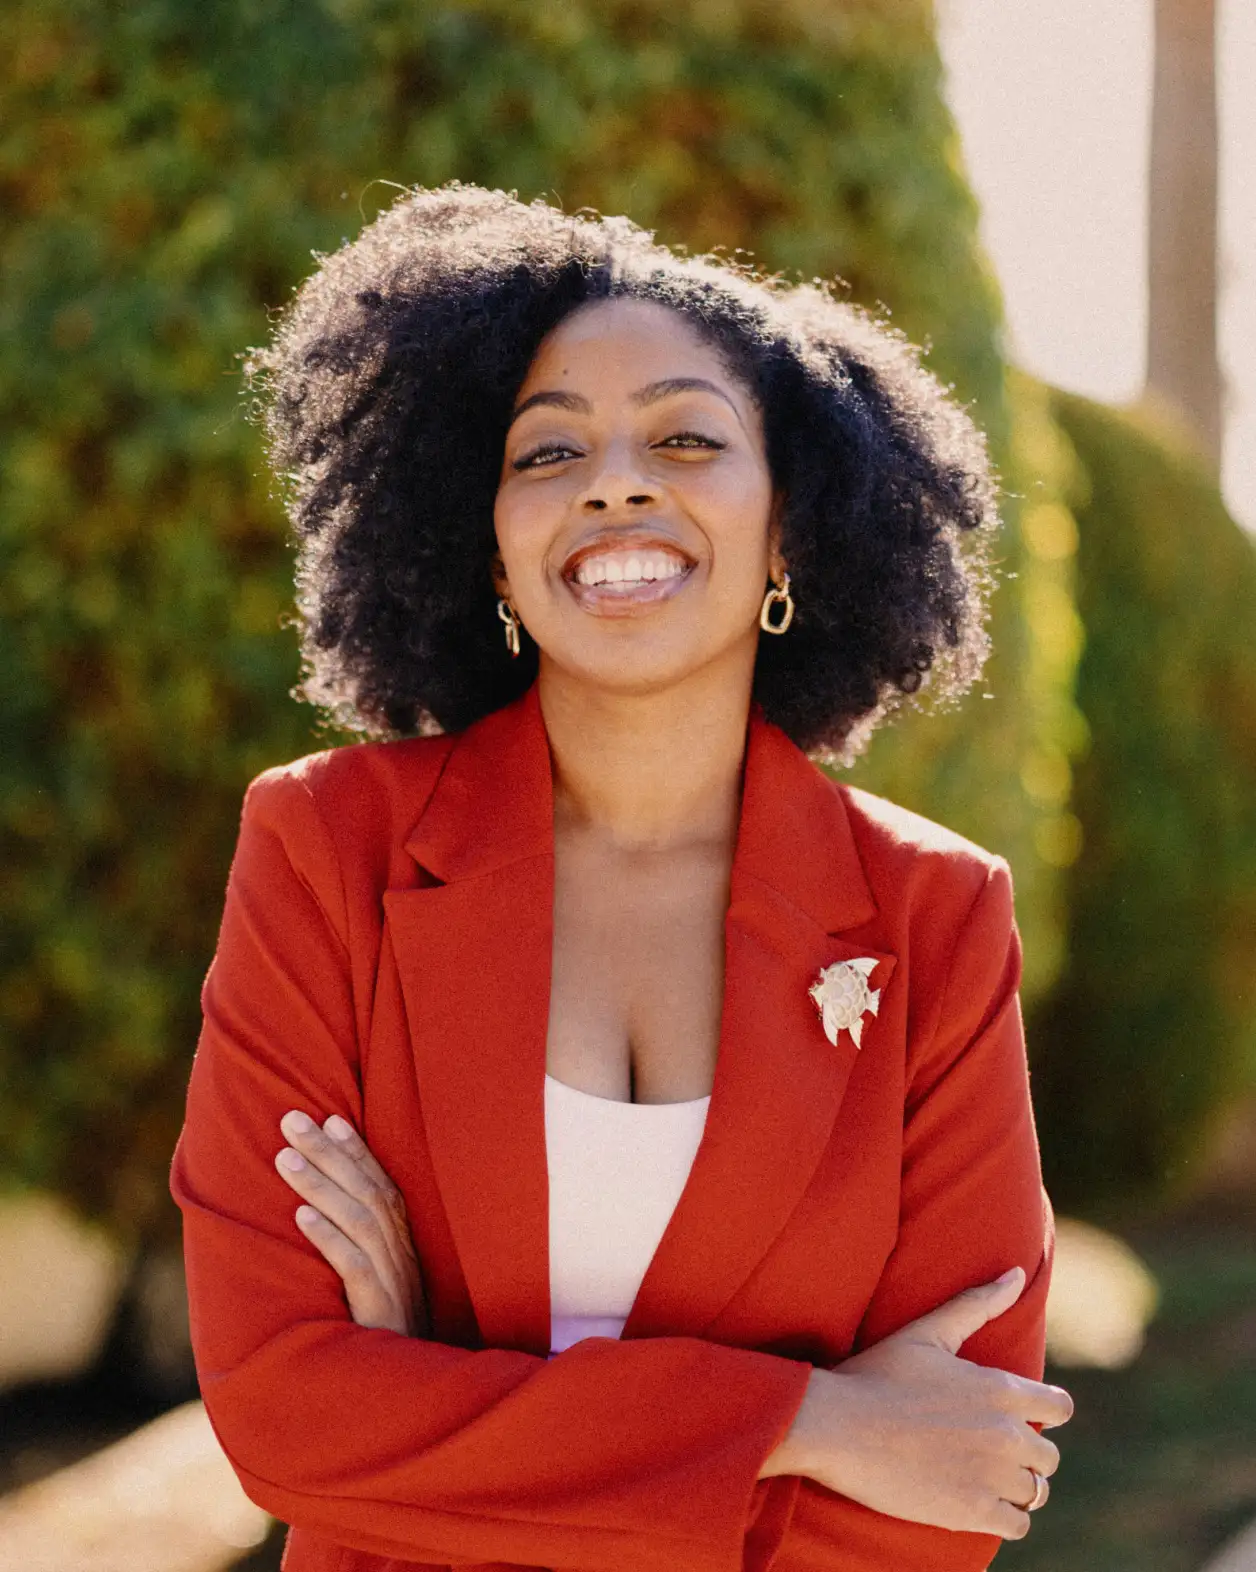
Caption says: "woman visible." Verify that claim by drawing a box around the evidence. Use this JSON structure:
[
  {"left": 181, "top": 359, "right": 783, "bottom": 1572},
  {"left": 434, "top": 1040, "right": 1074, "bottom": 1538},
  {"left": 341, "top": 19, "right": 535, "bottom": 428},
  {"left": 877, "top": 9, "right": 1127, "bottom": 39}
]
[{"left": 171, "top": 183, "right": 1073, "bottom": 1572}]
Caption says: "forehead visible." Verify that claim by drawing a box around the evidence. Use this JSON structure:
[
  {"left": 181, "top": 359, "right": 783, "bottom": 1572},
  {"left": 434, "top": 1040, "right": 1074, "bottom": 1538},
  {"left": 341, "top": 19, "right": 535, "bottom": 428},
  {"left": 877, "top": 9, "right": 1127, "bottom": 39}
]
[{"left": 516, "top": 297, "right": 739, "bottom": 394}]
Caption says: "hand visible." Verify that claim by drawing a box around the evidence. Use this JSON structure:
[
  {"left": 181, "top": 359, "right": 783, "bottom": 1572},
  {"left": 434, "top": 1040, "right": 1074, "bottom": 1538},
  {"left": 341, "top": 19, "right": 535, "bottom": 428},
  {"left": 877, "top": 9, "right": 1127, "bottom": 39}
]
[
  {"left": 762, "top": 1267, "right": 1073, "bottom": 1541},
  {"left": 274, "top": 1110, "right": 431, "bottom": 1338}
]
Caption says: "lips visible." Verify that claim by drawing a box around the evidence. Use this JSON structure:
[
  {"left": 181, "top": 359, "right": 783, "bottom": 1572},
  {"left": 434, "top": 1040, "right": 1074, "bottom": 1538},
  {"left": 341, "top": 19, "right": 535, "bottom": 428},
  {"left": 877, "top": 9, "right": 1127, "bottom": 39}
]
[{"left": 559, "top": 530, "right": 697, "bottom": 616}]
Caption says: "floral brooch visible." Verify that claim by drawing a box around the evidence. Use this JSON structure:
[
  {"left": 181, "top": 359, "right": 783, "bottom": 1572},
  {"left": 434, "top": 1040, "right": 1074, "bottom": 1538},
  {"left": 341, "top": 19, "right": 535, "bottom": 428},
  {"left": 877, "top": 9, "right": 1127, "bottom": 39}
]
[{"left": 808, "top": 957, "right": 883, "bottom": 1049}]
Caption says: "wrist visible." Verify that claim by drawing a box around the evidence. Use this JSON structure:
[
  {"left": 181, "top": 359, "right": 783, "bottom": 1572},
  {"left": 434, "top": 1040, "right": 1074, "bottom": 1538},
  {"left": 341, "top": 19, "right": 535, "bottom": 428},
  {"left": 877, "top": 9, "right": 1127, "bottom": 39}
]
[{"left": 758, "top": 1364, "right": 839, "bottom": 1482}]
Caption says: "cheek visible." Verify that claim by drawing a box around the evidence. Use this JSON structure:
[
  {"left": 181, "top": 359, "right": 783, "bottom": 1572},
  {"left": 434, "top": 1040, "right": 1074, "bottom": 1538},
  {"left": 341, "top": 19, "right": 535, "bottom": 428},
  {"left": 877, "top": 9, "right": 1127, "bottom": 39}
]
[
  {"left": 692, "top": 464, "right": 775, "bottom": 571},
  {"left": 493, "top": 484, "right": 556, "bottom": 572}
]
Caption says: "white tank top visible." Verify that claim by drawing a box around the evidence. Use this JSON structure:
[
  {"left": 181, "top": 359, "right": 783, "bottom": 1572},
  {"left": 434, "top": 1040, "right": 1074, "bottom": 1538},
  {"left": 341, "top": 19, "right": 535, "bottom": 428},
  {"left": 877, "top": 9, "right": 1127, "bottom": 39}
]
[{"left": 544, "top": 1072, "right": 711, "bottom": 1358}]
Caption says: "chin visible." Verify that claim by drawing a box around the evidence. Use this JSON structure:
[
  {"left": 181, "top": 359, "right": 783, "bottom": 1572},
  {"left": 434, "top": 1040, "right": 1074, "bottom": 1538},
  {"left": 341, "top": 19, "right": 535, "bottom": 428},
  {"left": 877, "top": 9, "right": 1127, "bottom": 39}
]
[{"left": 539, "top": 632, "right": 747, "bottom": 702}]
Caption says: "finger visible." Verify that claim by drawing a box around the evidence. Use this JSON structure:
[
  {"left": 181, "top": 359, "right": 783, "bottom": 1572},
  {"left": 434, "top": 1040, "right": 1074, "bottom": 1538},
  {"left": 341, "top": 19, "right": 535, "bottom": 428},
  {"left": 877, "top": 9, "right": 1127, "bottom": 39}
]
[
  {"left": 322, "top": 1115, "right": 398, "bottom": 1195},
  {"left": 905, "top": 1266, "right": 1026, "bottom": 1355},
  {"left": 293, "top": 1204, "right": 382, "bottom": 1305},
  {"left": 972, "top": 1366, "right": 1075, "bottom": 1433},
  {"left": 275, "top": 1146, "right": 385, "bottom": 1259},
  {"left": 1019, "top": 1468, "right": 1049, "bottom": 1510},
  {"left": 279, "top": 1112, "right": 427, "bottom": 1323},
  {"left": 280, "top": 1110, "right": 397, "bottom": 1213},
  {"left": 999, "top": 1463, "right": 1050, "bottom": 1513},
  {"left": 1024, "top": 1430, "right": 1061, "bottom": 1478},
  {"left": 986, "top": 1498, "right": 1033, "bottom": 1540},
  {"left": 1038, "top": 1383, "right": 1075, "bottom": 1428},
  {"left": 1006, "top": 1377, "right": 1075, "bottom": 1430},
  {"left": 314, "top": 1115, "right": 425, "bottom": 1291}
]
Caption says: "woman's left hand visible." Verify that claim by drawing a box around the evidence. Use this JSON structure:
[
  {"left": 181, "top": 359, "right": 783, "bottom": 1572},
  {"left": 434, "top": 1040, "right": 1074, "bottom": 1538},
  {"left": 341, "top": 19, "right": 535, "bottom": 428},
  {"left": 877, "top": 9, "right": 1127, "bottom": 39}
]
[{"left": 274, "top": 1110, "right": 431, "bottom": 1338}]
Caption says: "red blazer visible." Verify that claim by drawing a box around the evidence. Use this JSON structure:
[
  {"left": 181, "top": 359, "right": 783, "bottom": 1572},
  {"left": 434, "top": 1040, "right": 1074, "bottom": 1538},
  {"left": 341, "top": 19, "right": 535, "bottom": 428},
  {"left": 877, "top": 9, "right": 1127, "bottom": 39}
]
[{"left": 171, "top": 679, "right": 1055, "bottom": 1572}]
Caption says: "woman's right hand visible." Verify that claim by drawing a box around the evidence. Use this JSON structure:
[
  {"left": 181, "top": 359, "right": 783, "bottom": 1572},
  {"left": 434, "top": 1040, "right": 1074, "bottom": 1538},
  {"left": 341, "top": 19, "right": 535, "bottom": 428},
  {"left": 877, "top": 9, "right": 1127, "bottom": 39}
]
[
  {"left": 274, "top": 1109, "right": 431, "bottom": 1339},
  {"left": 760, "top": 1266, "right": 1073, "bottom": 1541}
]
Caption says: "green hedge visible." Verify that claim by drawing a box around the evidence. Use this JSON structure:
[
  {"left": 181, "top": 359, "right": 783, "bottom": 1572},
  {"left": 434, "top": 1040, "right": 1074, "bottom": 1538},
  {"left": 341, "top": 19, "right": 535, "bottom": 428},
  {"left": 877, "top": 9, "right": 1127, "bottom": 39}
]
[
  {"left": 1, "top": 0, "right": 1076, "bottom": 1237},
  {"left": 846, "top": 367, "right": 1088, "bottom": 1002},
  {"left": 1026, "top": 389, "right": 1256, "bottom": 1216}
]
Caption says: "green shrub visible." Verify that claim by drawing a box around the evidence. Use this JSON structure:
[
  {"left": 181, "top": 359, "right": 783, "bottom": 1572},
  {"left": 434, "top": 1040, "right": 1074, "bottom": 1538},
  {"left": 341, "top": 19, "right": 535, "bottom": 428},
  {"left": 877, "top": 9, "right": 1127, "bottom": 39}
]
[
  {"left": 846, "top": 367, "right": 1088, "bottom": 1002},
  {"left": 1026, "top": 389, "right": 1256, "bottom": 1216},
  {"left": 0, "top": 0, "right": 1075, "bottom": 1237}
]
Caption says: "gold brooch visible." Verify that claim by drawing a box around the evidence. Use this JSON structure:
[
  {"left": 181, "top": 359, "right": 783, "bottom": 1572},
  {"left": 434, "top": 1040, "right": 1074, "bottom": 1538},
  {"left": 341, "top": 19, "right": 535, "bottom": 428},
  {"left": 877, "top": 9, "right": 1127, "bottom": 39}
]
[{"left": 809, "top": 958, "right": 882, "bottom": 1049}]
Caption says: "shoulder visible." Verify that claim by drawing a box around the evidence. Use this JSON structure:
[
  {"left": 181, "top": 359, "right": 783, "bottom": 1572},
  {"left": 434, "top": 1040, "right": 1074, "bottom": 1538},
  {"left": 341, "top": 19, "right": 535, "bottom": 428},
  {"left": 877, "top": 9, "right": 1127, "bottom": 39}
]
[
  {"left": 836, "top": 779, "right": 1007, "bottom": 873},
  {"left": 835, "top": 779, "right": 1014, "bottom": 928},
  {"left": 240, "top": 731, "right": 457, "bottom": 855},
  {"left": 833, "top": 783, "right": 1021, "bottom": 1060}
]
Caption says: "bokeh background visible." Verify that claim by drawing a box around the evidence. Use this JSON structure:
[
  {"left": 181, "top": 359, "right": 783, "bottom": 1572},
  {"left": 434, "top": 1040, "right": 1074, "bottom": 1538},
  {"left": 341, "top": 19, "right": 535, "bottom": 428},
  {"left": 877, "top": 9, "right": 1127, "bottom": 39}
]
[{"left": 2, "top": 2, "right": 1254, "bottom": 1569}]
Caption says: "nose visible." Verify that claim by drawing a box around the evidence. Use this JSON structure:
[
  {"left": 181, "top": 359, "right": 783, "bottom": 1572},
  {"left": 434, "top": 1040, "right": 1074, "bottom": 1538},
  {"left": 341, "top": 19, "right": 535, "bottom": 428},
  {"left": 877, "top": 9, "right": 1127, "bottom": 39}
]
[
  {"left": 584, "top": 492, "right": 653, "bottom": 512},
  {"left": 578, "top": 440, "right": 657, "bottom": 512}
]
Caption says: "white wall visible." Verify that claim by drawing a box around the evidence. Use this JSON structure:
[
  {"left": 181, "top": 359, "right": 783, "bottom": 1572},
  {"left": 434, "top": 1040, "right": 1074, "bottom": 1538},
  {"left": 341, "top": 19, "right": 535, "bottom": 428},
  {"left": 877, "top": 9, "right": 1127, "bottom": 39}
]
[{"left": 936, "top": 0, "right": 1255, "bottom": 535}]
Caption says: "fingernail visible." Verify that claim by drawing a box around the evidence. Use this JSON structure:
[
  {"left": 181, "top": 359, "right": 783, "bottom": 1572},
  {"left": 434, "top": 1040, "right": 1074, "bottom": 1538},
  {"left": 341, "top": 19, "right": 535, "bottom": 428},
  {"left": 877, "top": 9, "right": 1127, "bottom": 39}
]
[
  {"left": 997, "top": 1266, "right": 1023, "bottom": 1284},
  {"left": 325, "top": 1115, "right": 354, "bottom": 1142},
  {"left": 277, "top": 1148, "right": 305, "bottom": 1172},
  {"left": 295, "top": 1205, "right": 319, "bottom": 1225},
  {"left": 285, "top": 1111, "right": 314, "bottom": 1134}
]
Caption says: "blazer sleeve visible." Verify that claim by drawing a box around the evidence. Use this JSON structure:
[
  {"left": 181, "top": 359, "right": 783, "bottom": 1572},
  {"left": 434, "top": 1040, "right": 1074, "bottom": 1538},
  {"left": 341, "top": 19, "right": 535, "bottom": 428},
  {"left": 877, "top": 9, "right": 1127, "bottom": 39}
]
[
  {"left": 170, "top": 766, "right": 812, "bottom": 1572},
  {"left": 778, "top": 856, "right": 1056, "bottom": 1572}
]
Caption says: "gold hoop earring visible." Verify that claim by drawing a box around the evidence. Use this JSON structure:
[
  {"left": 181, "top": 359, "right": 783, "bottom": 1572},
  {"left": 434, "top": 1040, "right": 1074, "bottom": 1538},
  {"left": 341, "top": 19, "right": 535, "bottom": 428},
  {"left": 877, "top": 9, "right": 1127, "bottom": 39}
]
[
  {"left": 497, "top": 597, "right": 521, "bottom": 657},
  {"left": 759, "top": 571, "right": 794, "bottom": 634}
]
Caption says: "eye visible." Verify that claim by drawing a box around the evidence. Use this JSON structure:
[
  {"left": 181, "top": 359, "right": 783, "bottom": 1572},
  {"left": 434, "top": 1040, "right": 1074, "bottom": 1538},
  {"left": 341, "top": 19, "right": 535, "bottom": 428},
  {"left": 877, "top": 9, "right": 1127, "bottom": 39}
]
[
  {"left": 512, "top": 442, "right": 583, "bottom": 471},
  {"left": 655, "top": 431, "right": 727, "bottom": 452}
]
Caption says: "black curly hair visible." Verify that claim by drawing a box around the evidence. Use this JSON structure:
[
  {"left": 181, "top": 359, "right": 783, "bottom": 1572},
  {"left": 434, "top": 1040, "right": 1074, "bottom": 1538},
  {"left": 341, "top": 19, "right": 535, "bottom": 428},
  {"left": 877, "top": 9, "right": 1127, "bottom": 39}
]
[{"left": 244, "top": 182, "right": 1002, "bottom": 764}]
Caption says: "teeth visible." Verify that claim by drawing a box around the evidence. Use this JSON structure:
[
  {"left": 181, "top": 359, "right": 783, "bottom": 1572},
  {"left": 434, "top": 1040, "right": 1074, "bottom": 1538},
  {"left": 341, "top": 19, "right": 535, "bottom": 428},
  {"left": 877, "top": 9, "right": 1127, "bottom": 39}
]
[{"left": 573, "top": 550, "right": 688, "bottom": 587}]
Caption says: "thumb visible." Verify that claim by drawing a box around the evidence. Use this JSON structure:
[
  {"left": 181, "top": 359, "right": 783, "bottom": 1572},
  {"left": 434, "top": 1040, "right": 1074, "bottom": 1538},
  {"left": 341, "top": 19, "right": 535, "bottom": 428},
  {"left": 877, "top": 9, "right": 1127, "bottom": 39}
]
[{"left": 902, "top": 1266, "right": 1026, "bottom": 1356}]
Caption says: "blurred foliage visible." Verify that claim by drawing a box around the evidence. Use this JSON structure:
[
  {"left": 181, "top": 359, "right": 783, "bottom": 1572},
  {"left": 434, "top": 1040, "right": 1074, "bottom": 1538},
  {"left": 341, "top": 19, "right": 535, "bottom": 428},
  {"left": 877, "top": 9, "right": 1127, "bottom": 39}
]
[
  {"left": 847, "top": 367, "right": 1088, "bottom": 1001},
  {"left": 1003, "top": 1220, "right": 1256, "bottom": 1572},
  {"left": 3, "top": 0, "right": 1077, "bottom": 1235},
  {"left": 1026, "top": 390, "right": 1256, "bottom": 1217}
]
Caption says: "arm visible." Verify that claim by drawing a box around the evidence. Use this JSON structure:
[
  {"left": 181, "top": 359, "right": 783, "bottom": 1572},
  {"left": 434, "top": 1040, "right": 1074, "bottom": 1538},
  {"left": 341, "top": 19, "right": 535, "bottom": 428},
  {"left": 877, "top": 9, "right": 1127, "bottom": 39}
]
[
  {"left": 858, "top": 858, "right": 1052, "bottom": 1375},
  {"left": 171, "top": 766, "right": 811, "bottom": 1572},
  {"left": 771, "top": 858, "right": 1058, "bottom": 1570}
]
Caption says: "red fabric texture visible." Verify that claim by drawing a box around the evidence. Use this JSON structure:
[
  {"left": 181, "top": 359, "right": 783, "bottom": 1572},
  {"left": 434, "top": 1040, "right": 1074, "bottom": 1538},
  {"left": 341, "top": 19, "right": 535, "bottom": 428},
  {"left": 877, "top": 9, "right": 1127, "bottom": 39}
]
[{"left": 171, "top": 680, "right": 1054, "bottom": 1572}]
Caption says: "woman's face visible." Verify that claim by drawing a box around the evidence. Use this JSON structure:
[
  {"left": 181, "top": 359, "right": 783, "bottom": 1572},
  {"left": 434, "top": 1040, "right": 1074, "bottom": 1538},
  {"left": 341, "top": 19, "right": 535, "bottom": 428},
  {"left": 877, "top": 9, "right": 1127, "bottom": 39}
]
[{"left": 493, "top": 296, "right": 781, "bottom": 698}]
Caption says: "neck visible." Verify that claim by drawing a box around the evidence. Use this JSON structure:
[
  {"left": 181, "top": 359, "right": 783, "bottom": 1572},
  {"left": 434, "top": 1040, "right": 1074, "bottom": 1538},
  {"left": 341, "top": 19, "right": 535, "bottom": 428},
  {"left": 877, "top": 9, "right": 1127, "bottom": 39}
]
[{"left": 536, "top": 658, "right": 754, "bottom": 853}]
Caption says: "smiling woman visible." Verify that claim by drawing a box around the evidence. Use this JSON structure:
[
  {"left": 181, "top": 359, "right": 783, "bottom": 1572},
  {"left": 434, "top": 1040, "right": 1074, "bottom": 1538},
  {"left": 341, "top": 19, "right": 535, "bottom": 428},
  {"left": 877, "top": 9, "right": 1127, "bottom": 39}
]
[{"left": 173, "top": 182, "right": 1070, "bottom": 1572}]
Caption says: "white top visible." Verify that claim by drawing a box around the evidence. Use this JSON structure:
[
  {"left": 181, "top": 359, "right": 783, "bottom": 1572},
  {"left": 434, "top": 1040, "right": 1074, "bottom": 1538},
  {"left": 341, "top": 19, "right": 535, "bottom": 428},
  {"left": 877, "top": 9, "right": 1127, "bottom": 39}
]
[{"left": 544, "top": 1072, "right": 711, "bottom": 1358}]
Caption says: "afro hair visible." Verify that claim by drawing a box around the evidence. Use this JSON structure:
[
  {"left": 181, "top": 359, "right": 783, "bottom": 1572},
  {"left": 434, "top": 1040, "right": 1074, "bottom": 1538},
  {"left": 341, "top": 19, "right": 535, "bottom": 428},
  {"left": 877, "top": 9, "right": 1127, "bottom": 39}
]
[{"left": 244, "top": 182, "right": 1003, "bottom": 764}]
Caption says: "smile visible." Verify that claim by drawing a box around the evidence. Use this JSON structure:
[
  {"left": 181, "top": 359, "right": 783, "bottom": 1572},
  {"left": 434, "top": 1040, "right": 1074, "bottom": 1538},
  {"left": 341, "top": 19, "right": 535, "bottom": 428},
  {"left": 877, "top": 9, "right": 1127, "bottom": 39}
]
[{"left": 560, "top": 540, "right": 696, "bottom": 616}]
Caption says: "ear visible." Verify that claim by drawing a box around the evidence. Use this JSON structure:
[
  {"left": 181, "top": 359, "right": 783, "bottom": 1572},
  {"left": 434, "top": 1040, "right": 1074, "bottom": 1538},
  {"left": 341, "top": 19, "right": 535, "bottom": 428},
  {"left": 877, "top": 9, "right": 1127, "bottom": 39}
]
[{"left": 489, "top": 552, "right": 511, "bottom": 600}]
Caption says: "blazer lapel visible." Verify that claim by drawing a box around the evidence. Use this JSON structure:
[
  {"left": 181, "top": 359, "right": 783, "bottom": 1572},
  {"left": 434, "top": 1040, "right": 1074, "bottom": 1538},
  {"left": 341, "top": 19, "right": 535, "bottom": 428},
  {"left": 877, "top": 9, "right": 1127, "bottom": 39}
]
[
  {"left": 622, "top": 714, "right": 896, "bottom": 1339},
  {"left": 383, "top": 681, "right": 897, "bottom": 1357},
  {"left": 384, "top": 684, "right": 557, "bottom": 1357}
]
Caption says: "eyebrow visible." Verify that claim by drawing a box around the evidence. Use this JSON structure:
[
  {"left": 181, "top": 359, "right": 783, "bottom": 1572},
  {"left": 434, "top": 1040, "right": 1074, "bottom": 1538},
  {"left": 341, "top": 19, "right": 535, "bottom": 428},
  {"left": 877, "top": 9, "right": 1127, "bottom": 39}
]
[
  {"left": 633, "top": 377, "right": 740, "bottom": 414},
  {"left": 509, "top": 377, "right": 742, "bottom": 423}
]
